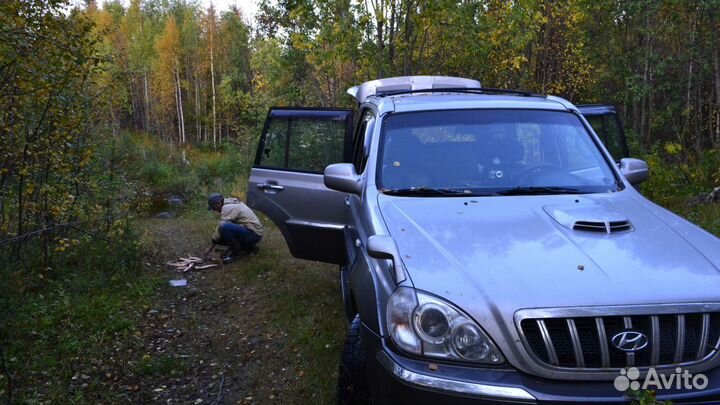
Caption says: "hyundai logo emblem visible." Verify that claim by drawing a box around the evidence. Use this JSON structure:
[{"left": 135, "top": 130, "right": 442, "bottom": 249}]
[{"left": 611, "top": 331, "right": 649, "bottom": 352}]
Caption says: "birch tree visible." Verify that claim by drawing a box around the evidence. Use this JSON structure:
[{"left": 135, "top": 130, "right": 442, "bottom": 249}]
[{"left": 155, "top": 16, "right": 185, "bottom": 144}]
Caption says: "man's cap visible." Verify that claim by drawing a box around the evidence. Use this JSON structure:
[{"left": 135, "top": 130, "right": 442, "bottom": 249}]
[{"left": 207, "top": 193, "right": 223, "bottom": 210}]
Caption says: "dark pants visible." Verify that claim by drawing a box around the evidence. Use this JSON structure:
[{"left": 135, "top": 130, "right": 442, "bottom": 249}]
[{"left": 217, "top": 222, "right": 261, "bottom": 254}]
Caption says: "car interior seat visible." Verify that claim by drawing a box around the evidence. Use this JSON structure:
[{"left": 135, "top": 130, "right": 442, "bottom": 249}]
[
  {"left": 381, "top": 132, "right": 433, "bottom": 189},
  {"left": 487, "top": 135, "right": 526, "bottom": 185}
]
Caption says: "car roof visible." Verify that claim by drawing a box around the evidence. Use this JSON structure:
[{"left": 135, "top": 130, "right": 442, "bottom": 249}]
[{"left": 365, "top": 92, "right": 574, "bottom": 115}]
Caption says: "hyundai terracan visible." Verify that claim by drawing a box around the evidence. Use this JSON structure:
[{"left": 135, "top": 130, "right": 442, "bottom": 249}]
[{"left": 247, "top": 76, "right": 720, "bottom": 404}]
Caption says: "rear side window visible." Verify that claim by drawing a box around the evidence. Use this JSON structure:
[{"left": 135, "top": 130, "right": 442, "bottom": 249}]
[
  {"left": 257, "top": 109, "right": 352, "bottom": 173},
  {"left": 584, "top": 114, "right": 627, "bottom": 160}
]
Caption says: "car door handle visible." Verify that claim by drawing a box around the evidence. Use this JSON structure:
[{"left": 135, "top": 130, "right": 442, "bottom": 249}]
[{"left": 256, "top": 183, "right": 285, "bottom": 192}]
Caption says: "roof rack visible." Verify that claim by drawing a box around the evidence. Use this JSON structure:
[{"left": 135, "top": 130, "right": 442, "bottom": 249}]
[
  {"left": 347, "top": 76, "right": 481, "bottom": 103},
  {"left": 376, "top": 87, "right": 545, "bottom": 98}
]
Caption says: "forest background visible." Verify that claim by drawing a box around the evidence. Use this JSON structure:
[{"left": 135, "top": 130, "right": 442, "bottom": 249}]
[{"left": 4, "top": 0, "right": 720, "bottom": 259}]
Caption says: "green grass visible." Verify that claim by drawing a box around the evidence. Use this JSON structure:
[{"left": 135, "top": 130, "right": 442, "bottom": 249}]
[
  {"left": 237, "top": 233, "right": 344, "bottom": 403},
  {"left": 0, "top": 236, "right": 162, "bottom": 404},
  {"left": 117, "top": 132, "right": 253, "bottom": 203},
  {"left": 640, "top": 145, "right": 720, "bottom": 238},
  {"left": 685, "top": 204, "right": 720, "bottom": 237},
  {"left": 138, "top": 354, "right": 189, "bottom": 377},
  {"left": 139, "top": 215, "right": 345, "bottom": 404},
  {"left": 652, "top": 196, "right": 720, "bottom": 237},
  {"left": 241, "top": 226, "right": 344, "bottom": 402}
]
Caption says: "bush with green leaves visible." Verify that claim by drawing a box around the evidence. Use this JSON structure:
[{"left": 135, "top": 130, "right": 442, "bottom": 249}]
[{"left": 642, "top": 142, "right": 720, "bottom": 206}]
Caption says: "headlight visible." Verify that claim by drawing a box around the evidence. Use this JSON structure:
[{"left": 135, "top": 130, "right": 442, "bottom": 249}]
[
  {"left": 386, "top": 287, "right": 505, "bottom": 364},
  {"left": 386, "top": 286, "right": 421, "bottom": 353}
]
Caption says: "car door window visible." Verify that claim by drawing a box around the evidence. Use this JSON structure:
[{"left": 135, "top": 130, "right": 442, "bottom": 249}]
[
  {"left": 577, "top": 105, "right": 630, "bottom": 160},
  {"left": 257, "top": 109, "right": 352, "bottom": 173},
  {"left": 261, "top": 118, "right": 290, "bottom": 168},
  {"left": 584, "top": 114, "right": 626, "bottom": 160}
]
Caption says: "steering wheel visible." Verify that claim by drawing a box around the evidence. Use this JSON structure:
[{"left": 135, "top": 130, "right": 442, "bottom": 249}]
[{"left": 514, "top": 164, "right": 563, "bottom": 185}]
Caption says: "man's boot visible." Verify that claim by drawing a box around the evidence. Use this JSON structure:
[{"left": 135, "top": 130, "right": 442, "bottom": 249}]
[{"left": 225, "top": 239, "right": 245, "bottom": 261}]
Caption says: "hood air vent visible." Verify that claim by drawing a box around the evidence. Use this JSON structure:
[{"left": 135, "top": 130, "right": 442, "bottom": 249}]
[
  {"left": 544, "top": 203, "right": 634, "bottom": 234},
  {"left": 573, "top": 220, "right": 633, "bottom": 234}
]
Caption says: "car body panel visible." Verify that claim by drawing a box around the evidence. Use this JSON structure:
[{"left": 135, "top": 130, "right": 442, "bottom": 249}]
[
  {"left": 377, "top": 190, "right": 720, "bottom": 310},
  {"left": 247, "top": 108, "right": 353, "bottom": 264},
  {"left": 248, "top": 168, "right": 348, "bottom": 263},
  {"left": 342, "top": 110, "right": 403, "bottom": 335},
  {"left": 375, "top": 186, "right": 720, "bottom": 379}
]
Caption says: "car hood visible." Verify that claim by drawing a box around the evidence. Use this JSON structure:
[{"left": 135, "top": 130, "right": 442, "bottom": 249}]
[{"left": 378, "top": 192, "right": 720, "bottom": 318}]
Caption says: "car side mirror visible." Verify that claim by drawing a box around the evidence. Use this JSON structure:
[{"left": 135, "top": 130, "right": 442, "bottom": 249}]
[
  {"left": 367, "top": 235, "right": 406, "bottom": 284},
  {"left": 619, "top": 158, "right": 649, "bottom": 185},
  {"left": 324, "top": 163, "right": 362, "bottom": 195}
]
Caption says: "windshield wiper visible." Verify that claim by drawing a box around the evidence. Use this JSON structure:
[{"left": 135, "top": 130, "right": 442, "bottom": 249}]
[
  {"left": 497, "top": 186, "right": 585, "bottom": 196},
  {"left": 382, "top": 187, "right": 472, "bottom": 197}
]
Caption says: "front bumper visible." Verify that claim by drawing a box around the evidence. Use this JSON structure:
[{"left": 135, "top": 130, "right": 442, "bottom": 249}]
[
  {"left": 363, "top": 323, "right": 720, "bottom": 405},
  {"left": 376, "top": 351, "right": 536, "bottom": 404}
]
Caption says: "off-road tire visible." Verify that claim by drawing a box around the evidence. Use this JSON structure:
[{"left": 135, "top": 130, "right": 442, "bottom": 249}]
[{"left": 337, "top": 315, "right": 370, "bottom": 405}]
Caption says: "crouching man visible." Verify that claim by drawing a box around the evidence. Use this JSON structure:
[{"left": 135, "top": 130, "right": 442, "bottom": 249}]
[{"left": 203, "top": 193, "right": 263, "bottom": 261}]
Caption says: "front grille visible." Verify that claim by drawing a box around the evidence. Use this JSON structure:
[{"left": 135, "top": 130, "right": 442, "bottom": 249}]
[{"left": 518, "top": 308, "right": 720, "bottom": 371}]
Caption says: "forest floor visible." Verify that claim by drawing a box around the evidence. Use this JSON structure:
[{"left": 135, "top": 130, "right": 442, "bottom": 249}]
[
  {"left": 124, "top": 216, "right": 345, "bottom": 405},
  {"left": 4, "top": 189, "right": 718, "bottom": 404}
]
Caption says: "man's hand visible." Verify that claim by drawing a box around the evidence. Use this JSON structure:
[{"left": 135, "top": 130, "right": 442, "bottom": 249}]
[{"left": 203, "top": 243, "right": 216, "bottom": 259}]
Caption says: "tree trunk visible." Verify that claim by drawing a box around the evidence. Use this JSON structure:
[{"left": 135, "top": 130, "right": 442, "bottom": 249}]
[
  {"left": 143, "top": 70, "right": 150, "bottom": 133},
  {"left": 696, "top": 84, "right": 704, "bottom": 152},
  {"left": 641, "top": 12, "right": 651, "bottom": 146},
  {"left": 402, "top": 0, "right": 414, "bottom": 75},
  {"left": 371, "top": 0, "right": 385, "bottom": 78},
  {"left": 128, "top": 75, "right": 138, "bottom": 129},
  {"left": 195, "top": 72, "right": 201, "bottom": 143},
  {"left": 210, "top": 16, "right": 217, "bottom": 149},
  {"left": 387, "top": 0, "right": 396, "bottom": 72},
  {"left": 176, "top": 66, "right": 186, "bottom": 144},
  {"left": 173, "top": 66, "right": 185, "bottom": 144},
  {"left": 712, "top": 11, "right": 720, "bottom": 148},
  {"left": 686, "top": 14, "right": 696, "bottom": 151},
  {"left": 174, "top": 71, "right": 181, "bottom": 143}
]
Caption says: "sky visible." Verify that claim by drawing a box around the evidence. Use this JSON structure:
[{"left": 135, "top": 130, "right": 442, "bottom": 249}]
[{"left": 201, "top": 0, "right": 258, "bottom": 20}]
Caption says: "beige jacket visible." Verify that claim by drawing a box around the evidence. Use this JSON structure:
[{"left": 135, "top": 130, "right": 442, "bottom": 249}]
[{"left": 212, "top": 200, "right": 264, "bottom": 241}]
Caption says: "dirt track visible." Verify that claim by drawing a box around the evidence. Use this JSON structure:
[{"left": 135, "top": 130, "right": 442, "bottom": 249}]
[{"left": 112, "top": 218, "right": 344, "bottom": 404}]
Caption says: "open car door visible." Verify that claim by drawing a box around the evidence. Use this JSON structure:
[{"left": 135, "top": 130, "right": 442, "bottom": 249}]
[
  {"left": 247, "top": 107, "right": 353, "bottom": 264},
  {"left": 578, "top": 104, "right": 630, "bottom": 161}
]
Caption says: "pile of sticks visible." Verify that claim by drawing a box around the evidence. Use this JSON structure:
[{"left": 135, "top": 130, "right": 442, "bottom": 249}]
[{"left": 166, "top": 256, "right": 219, "bottom": 272}]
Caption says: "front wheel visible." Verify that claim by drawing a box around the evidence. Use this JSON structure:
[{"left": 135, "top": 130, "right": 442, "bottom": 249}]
[{"left": 337, "top": 315, "right": 370, "bottom": 405}]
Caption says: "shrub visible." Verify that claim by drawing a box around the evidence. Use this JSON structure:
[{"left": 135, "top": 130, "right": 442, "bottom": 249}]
[{"left": 642, "top": 142, "right": 720, "bottom": 206}]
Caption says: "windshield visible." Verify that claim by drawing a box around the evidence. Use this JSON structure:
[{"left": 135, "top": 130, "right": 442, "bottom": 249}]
[{"left": 378, "top": 109, "right": 620, "bottom": 196}]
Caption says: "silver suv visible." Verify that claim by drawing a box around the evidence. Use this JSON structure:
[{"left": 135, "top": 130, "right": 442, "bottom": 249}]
[{"left": 247, "top": 76, "right": 720, "bottom": 404}]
